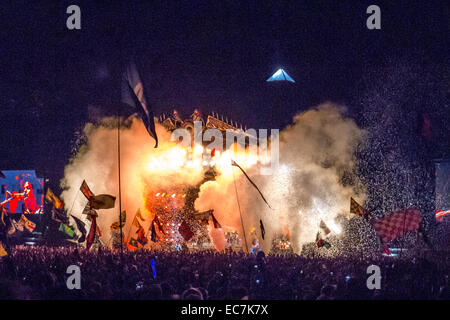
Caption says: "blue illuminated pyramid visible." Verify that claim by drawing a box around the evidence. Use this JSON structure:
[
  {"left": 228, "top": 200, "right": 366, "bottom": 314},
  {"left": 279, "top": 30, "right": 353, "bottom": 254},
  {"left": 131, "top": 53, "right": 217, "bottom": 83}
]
[{"left": 267, "top": 68, "right": 295, "bottom": 83}]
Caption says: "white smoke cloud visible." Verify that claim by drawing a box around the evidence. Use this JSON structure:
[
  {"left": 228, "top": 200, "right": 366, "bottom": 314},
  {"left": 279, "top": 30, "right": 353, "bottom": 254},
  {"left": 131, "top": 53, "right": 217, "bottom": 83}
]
[{"left": 195, "top": 103, "right": 366, "bottom": 254}]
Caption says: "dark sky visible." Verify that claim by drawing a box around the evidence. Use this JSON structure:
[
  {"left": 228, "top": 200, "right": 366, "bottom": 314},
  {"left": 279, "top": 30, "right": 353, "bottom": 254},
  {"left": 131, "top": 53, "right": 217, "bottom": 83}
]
[{"left": 1, "top": 0, "right": 448, "bottom": 191}]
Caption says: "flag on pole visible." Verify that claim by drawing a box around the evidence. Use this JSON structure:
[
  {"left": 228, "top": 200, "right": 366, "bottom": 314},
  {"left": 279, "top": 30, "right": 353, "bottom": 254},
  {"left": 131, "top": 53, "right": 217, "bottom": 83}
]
[
  {"left": 90, "top": 194, "right": 116, "bottom": 210},
  {"left": 71, "top": 215, "right": 87, "bottom": 243},
  {"left": 45, "top": 188, "right": 63, "bottom": 209},
  {"left": 136, "top": 225, "right": 148, "bottom": 245},
  {"left": 316, "top": 232, "right": 331, "bottom": 249},
  {"left": 178, "top": 220, "right": 193, "bottom": 241},
  {"left": 260, "top": 219, "right": 265, "bottom": 240},
  {"left": 51, "top": 207, "right": 68, "bottom": 224},
  {"left": 135, "top": 208, "right": 145, "bottom": 221},
  {"left": 150, "top": 222, "right": 159, "bottom": 242},
  {"left": 0, "top": 243, "right": 7, "bottom": 257},
  {"left": 19, "top": 214, "right": 35, "bottom": 233},
  {"left": 80, "top": 180, "right": 94, "bottom": 200},
  {"left": 110, "top": 210, "right": 126, "bottom": 230},
  {"left": 231, "top": 160, "right": 272, "bottom": 209},
  {"left": 153, "top": 215, "right": 166, "bottom": 234},
  {"left": 209, "top": 211, "right": 221, "bottom": 229},
  {"left": 128, "top": 237, "right": 139, "bottom": 248},
  {"left": 59, "top": 223, "right": 75, "bottom": 238},
  {"left": 122, "top": 60, "right": 158, "bottom": 148},
  {"left": 371, "top": 208, "right": 422, "bottom": 244},
  {"left": 86, "top": 216, "right": 97, "bottom": 250},
  {"left": 319, "top": 220, "right": 331, "bottom": 235},
  {"left": 350, "top": 197, "right": 370, "bottom": 219}
]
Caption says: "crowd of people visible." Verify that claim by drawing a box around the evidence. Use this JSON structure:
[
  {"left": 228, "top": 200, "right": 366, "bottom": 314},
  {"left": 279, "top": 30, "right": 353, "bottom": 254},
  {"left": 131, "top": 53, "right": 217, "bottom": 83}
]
[{"left": 0, "top": 245, "right": 448, "bottom": 300}]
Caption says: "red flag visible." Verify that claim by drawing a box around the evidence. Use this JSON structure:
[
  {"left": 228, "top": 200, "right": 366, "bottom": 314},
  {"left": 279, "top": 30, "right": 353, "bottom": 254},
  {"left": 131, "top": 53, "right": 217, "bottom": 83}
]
[
  {"left": 86, "top": 216, "right": 97, "bottom": 250},
  {"left": 371, "top": 208, "right": 421, "bottom": 244},
  {"left": 178, "top": 221, "right": 193, "bottom": 241},
  {"left": 80, "top": 180, "right": 95, "bottom": 200}
]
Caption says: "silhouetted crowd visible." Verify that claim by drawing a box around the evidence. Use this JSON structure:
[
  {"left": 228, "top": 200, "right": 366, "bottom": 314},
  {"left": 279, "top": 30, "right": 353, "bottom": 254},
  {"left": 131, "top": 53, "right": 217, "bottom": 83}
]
[{"left": 0, "top": 246, "right": 448, "bottom": 300}]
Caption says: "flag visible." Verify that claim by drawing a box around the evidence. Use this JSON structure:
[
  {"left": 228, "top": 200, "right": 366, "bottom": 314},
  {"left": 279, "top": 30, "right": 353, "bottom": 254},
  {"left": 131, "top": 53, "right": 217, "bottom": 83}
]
[
  {"left": 59, "top": 223, "right": 75, "bottom": 238},
  {"left": 7, "top": 222, "right": 16, "bottom": 235},
  {"left": 0, "top": 243, "right": 7, "bottom": 257},
  {"left": 19, "top": 214, "right": 35, "bottom": 233},
  {"left": 71, "top": 215, "right": 87, "bottom": 243},
  {"left": 371, "top": 208, "right": 422, "bottom": 244},
  {"left": 316, "top": 232, "right": 331, "bottom": 249},
  {"left": 132, "top": 214, "right": 142, "bottom": 228},
  {"left": 51, "top": 207, "right": 68, "bottom": 224},
  {"left": 135, "top": 208, "right": 146, "bottom": 221},
  {"left": 319, "top": 220, "right": 331, "bottom": 235},
  {"left": 90, "top": 194, "right": 116, "bottom": 210},
  {"left": 45, "top": 188, "right": 63, "bottom": 209},
  {"left": 11, "top": 218, "right": 23, "bottom": 232},
  {"left": 122, "top": 60, "right": 158, "bottom": 147},
  {"left": 209, "top": 211, "right": 221, "bottom": 229},
  {"left": 153, "top": 215, "right": 166, "bottom": 234},
  {"left": 86, "top": 216, "right": 97, "bottom": 250},
  {"left": 80, "top": 180, "right": 94, "bottom": 200},
  {"left": 194, "top": 210, "right": 211, "bottom": 225},
  {"left": 150, "top": 222, "right": 159, "bottom": 242},
  {"left": 260, "top": 219, "right": 265, "bottom": 240},
  {"left": 128, "top": 237, "right": 139, "bottom": 248},
  {"left": 178, "top": 220, "right": 193, "bottom": 241},
  {"left": 136, "top": 225, "right": 148, "bottom": 245},
  {"left": 231, "top": 160, "right": 272, "bottom": 209},
  {"left": 350, "top": 197, "right": 370, "bottom": 219},
  {"left": 110, "top": 210, "right": 126, "bottom": 230}
]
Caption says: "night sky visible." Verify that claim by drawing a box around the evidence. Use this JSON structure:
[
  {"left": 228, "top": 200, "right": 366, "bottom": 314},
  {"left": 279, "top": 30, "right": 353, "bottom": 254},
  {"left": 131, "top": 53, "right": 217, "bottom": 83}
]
[{"left": 1, "top": 0, "right": 448, "bottom": 192}]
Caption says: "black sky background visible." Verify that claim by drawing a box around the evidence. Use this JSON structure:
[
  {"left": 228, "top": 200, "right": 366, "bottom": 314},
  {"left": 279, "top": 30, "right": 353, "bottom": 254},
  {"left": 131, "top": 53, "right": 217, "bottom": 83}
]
[{"left": 0, "top": 0, "right": 448, "bottom": 192}]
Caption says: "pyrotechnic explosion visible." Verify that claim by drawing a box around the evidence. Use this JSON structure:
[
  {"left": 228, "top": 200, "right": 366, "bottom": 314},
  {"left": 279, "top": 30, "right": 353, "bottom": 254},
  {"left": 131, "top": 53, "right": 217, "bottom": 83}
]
[{"left": 60, "top": 103, "right": 365, "bottom": 254}]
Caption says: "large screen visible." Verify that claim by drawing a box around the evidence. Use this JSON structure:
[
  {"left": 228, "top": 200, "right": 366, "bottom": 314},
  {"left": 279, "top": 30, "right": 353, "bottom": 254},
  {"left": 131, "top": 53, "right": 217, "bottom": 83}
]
[{"left": 0, "top": 170, "right": 45, "bottom": 214}]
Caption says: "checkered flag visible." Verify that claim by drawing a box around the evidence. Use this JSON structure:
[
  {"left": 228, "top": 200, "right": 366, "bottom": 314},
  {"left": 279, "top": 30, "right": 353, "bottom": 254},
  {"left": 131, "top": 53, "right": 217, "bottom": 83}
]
[
  {"left": 350, "top": 197, "right": 370, "bottom": 220},
  {"left": 371, "top": 208, "right": 421, "bottom": 244}
]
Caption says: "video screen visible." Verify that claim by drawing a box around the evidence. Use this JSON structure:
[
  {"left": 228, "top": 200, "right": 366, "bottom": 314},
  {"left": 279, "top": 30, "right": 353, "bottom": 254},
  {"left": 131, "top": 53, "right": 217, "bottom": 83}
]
[{"left": 0, "top": 170, "right": 44, "bottom": 214}]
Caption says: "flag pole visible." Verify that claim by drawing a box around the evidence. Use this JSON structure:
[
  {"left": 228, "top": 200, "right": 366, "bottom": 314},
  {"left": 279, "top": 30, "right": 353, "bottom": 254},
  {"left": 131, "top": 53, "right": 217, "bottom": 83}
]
[
  {"left": 118, "top": 105, "right": 123, "bottom": 253},
  {"left": 232, "top": 164, "right": 249, "bottom": 254}
]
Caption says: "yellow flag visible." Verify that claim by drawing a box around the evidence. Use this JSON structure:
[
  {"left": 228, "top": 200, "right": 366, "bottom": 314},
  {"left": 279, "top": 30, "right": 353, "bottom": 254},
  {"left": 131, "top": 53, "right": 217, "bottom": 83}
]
[
  {"left": 135, "top": 208, "right": 145, "bottom": 221},
  {"left": 0, "top": 243, "right": 7, "bottom": 257},
  {"left": 45, "top": 188, "right": 63, "bottom": 209}
]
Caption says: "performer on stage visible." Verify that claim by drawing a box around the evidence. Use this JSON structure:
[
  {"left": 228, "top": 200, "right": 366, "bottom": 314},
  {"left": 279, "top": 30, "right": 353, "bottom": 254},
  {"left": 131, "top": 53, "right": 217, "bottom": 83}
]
[{"left": 6, "top": 181, "right": 41, "bottom": 214}]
